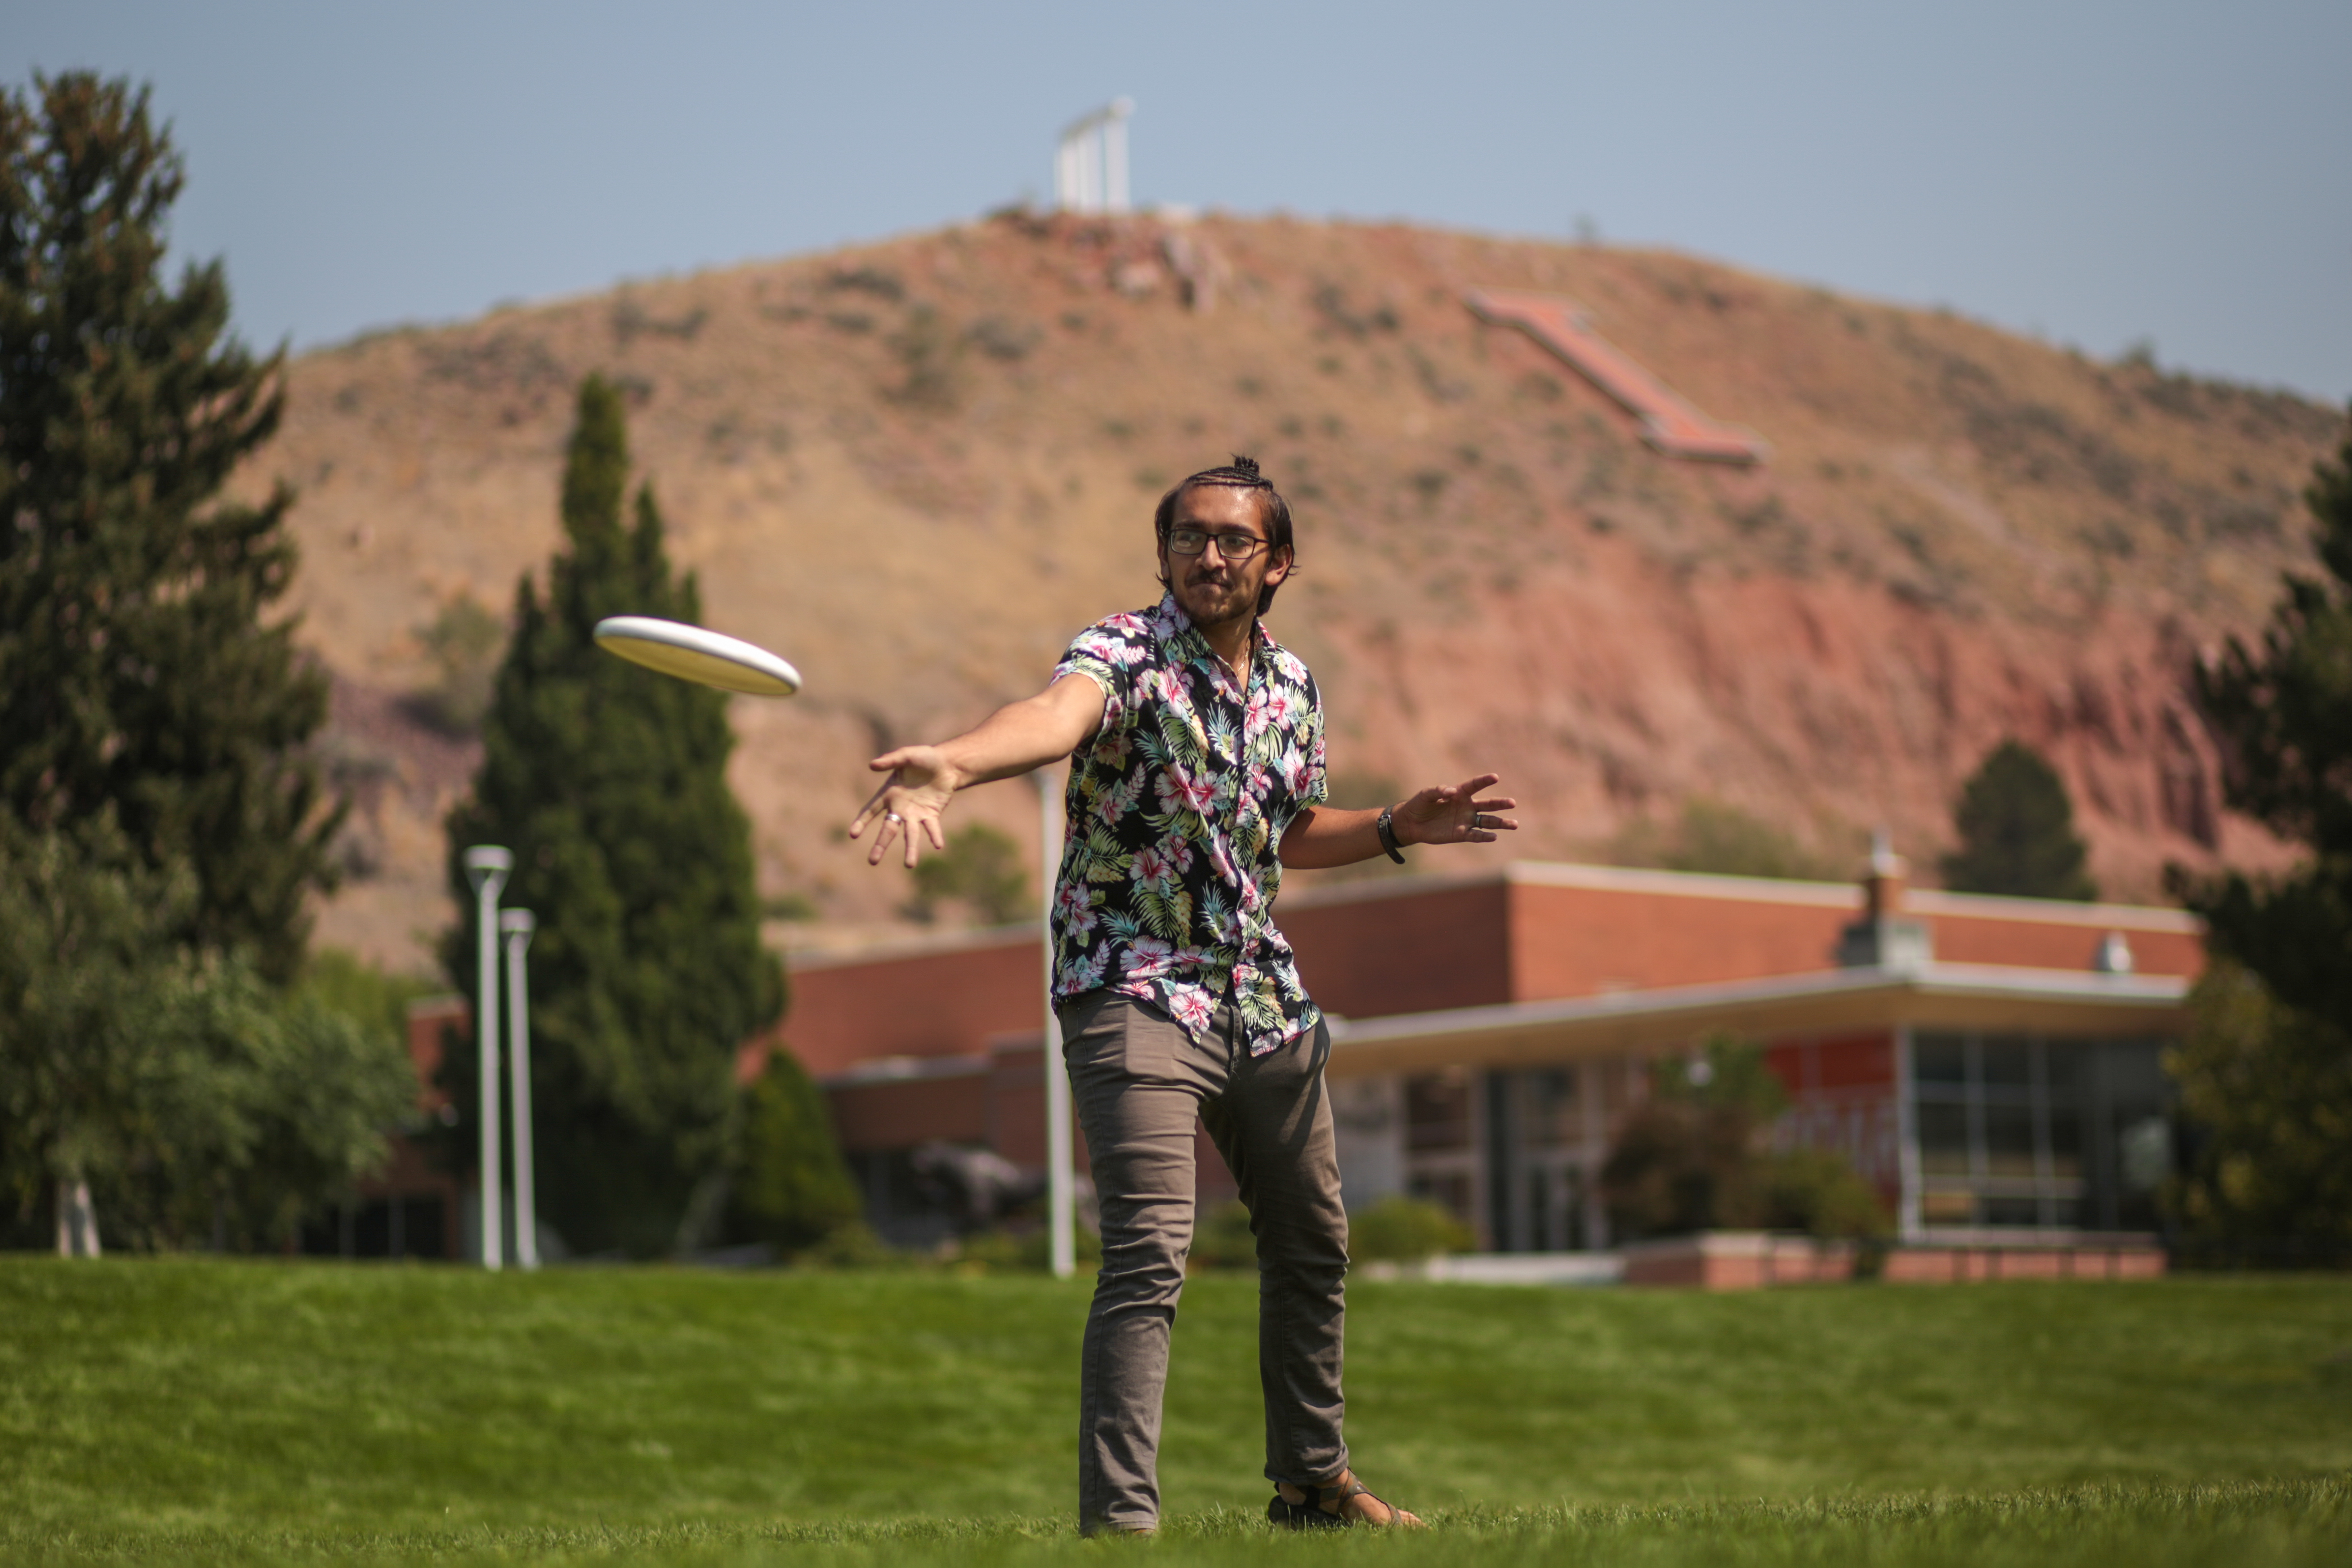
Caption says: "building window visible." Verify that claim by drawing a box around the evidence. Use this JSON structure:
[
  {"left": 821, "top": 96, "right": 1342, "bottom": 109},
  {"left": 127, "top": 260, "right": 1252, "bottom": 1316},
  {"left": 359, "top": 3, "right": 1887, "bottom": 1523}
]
[
  {"left": 1909, "top": 1032, "right": 2170, "bottom": 1232},
  {"left": 1405, "top": 1071, "right": 1475, "bottom": 1152},
  {"left": 1403, "top": 1070, "right": 1481, "bottom": 1237},
  {"left": 1522, "top": 1068, "right": 1579, "bottom": 1148}
]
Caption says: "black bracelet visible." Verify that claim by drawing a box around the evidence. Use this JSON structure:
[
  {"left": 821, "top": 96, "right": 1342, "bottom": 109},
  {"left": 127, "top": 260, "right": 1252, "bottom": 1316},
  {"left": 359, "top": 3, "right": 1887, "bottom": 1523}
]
[{"left": 1375, "top": 806, "right": 1406, "bottom": 863}]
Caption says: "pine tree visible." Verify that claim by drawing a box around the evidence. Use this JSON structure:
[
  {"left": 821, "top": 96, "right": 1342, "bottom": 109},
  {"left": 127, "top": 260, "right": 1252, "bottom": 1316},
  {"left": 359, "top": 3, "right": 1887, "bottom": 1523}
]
[
  {"left": 2159, "top": 409, "right": 2352, "bottom": 1257},
  {"left": 2179, "top": 408, "right": 2352, "bottom": 1027},
  {"left": 443, "top": 374, "right": 784, "bottom": 1258},
  {"left": 1939, "top": 740, "right": 2097, "bottom": 901},
  {"left": 0, "top": 74, "right": 337, "bottom": 983}
]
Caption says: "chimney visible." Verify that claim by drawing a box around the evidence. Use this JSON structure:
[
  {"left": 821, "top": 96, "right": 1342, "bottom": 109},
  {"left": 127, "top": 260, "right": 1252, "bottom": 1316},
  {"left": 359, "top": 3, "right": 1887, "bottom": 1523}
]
[
  {"left": 1836, "top": 827, "right": 1933, "bottom": 972},
  {"left": 1863, "top": 826, "right": 1907, "bottom": 921}
]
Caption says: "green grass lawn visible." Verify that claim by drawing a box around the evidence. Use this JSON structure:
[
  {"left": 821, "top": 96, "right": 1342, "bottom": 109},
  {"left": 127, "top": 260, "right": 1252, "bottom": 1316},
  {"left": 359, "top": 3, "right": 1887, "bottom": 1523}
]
[{"left": 2, "top": 1258, "right": 2348, "bottom": 1563}]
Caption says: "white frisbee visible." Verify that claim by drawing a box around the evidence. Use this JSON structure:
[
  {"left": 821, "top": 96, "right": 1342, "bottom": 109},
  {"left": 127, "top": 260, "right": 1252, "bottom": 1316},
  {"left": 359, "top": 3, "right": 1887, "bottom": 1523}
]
[{"left": 593, "top": 616, "right": 803, "bottom": 697}]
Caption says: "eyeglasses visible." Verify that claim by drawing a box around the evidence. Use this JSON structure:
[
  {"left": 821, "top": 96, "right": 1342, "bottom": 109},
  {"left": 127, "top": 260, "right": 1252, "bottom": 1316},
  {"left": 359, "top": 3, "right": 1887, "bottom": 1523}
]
[{"left": 1167, "top": 526, "right": 1270, "bottom": 561}]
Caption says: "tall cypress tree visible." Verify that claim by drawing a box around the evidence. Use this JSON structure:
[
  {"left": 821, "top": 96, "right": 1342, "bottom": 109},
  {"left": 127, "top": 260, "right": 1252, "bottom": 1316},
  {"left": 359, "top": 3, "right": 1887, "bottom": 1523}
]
[
  {"left": 1939, "top": 740, "right": 2097, "bottom": 901},
  {"left": 0, "top": 74, "right": 337, "bottom": 981},
  {"left": 444, "top": 374, "right": 783, "bottom": 1257}
]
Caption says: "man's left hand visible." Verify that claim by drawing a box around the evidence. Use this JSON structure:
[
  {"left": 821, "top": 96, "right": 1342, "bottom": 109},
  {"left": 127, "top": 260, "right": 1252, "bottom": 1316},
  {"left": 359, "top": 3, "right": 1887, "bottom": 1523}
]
[{"left": 1394, "top": 774, "right": 1520, "bottom": 846}]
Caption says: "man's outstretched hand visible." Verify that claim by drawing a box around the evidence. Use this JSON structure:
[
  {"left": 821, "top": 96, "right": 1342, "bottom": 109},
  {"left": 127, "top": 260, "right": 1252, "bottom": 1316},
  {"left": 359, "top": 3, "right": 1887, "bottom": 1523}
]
[
  {"left": 1394, "top": 774, "right": 1520, "bottom": 847},
  {"left": 849, "top": 746, "right": 961, "bottom": 867}
]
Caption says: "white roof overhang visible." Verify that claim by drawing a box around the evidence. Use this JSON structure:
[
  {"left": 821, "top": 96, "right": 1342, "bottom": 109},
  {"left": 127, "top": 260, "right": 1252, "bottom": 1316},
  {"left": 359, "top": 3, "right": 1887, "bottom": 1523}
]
[{"left": 1322, "top": 963, "right": 2190, "bottom": 1079}]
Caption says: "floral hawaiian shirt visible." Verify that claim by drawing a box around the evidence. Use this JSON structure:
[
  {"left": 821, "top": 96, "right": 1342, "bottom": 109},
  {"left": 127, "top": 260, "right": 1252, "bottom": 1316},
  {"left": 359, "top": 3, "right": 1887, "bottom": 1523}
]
[{"left": 1049, "top": 593, "right": 1328, "bottom": 1057}]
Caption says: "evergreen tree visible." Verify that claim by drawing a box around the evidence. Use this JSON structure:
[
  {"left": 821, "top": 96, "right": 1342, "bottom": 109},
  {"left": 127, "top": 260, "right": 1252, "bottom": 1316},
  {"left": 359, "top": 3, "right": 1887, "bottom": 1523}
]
[
  {"left": 2159, "top": 409, "right": 2352, "bottom": 1257},
  {"left": 2178, "top": 409, "right": 2352, "bottom": 1027},
  {"left": 726, "top": 1049, "right": 862, "bottom": 1255},
  {"left": 444, "top": 374, "right": 784, "bottom": 1258},
  {"left": 1939, "top": 740, "right": 2097, "bottom": 900},
  {"left": 0, "top": 74, "right": 337, "bottom": 982}
]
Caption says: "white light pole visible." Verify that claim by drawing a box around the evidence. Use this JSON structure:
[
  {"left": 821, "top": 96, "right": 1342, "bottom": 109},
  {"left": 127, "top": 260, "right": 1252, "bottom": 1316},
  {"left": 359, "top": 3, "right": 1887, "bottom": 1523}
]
[
  {"left": 462, "top": 846, "right": 512, "bottom": 1270},
  {"left": 501, "top": 908, "right": 539, "bottom": 1271},
  {"left": 1037, "top": 770, "right": 1076, "bottom": 1279}
]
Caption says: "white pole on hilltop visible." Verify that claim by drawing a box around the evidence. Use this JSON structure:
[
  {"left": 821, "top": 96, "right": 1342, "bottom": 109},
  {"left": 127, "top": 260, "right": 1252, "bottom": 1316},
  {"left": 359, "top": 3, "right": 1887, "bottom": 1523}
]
[
  {"left": 462, "top": 847, "right": 512, "bottom": 1270},
  {"left": 1104, "top": 98, "right": 1133, "bottom": 214},
  {"left": 1037, "top": 769, "right": 1075, "bottom": 1279},
  {"left": 501, "top": 908, "right": 539, "bottom": 1271}
]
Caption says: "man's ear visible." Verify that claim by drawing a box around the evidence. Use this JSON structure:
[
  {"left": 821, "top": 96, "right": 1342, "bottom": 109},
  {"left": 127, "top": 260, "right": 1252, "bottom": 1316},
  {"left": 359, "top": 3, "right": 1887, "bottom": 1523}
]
[{"left": 1263, "top": 544, "right": 1294, "bottom": 588}]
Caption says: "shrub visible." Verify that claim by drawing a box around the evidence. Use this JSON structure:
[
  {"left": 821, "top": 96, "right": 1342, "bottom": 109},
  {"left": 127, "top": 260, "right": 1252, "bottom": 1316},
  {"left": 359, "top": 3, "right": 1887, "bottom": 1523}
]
[
  {"left": 887, "top": 304, "right": 962, "bottom": 411},
  {"left": 412, "top": 594, "right": 505, "bottom": 734},
  {"left": 795, "top": 1221, "right": 918, "bottom": 1270},
  {"left": 1602, "top": 1036, "right": 1886, "bottom": 1241},
  {"left": 726, "top": 1049, "right": 863, "bottom": 1256},
  {"left": 907, "top": 821, "right": 1029, "bottom": 925},
  {"left": 1759, "top": 1148, "right": 1893, "bottom": 1240},
  {"left": 1190, "top": 1200, "right": 1257, "bottom": 1269},
  {"left": 2164, "top": 959, "right": 2352, "bottom": 1263},
  {"left": 956, "top": 1223, "right": 1104, "bottom": 1273},
  {"left": 1613, "top": 800, "right": 1843, "bottom": 882},
  {"left": 1350, "top": 1195, "right": 1475, "bottom": 1262}
]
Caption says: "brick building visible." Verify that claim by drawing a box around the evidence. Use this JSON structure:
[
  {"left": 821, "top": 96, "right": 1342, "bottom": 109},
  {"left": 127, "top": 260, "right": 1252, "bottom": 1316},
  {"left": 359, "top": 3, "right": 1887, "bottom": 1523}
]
[{"left": 775, "top": 854, "right": 2196, "bottom": 1253}]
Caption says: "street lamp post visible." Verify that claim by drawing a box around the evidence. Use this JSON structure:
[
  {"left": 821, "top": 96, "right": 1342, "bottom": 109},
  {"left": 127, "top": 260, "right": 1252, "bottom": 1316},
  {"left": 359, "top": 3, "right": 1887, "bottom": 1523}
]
[
  {"left": 462, "top": 846, "right": 512, "bottom": 1270},
  {"left": 501, "top": 908, "right": 538, "bottom": 1271},
  {"left": 1036, "top": 771, "right": 1075, "bottom": 1279}
]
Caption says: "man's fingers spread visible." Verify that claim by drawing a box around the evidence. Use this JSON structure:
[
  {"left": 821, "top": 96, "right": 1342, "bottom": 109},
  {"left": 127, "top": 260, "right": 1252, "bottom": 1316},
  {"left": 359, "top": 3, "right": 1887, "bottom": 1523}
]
[{"left": 852, "top": 780, "right": 897, "bottom": 832}]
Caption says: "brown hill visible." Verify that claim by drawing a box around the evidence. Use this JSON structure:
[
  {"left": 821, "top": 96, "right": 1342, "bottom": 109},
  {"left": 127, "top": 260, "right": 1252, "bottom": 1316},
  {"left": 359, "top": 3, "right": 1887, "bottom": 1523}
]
[{"left": 243, "top": 213, "right": 2341, "bottom": 974}]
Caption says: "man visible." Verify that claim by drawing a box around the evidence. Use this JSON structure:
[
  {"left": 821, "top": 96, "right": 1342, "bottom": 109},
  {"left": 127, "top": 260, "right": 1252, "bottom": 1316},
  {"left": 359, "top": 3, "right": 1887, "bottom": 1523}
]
[{"left": 851, "top": 456, "right": 1517, "bottom": 1534}]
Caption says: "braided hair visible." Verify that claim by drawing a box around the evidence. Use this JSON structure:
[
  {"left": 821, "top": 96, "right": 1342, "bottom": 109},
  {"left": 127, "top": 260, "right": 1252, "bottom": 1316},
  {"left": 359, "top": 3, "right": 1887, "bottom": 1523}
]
[{"left": 1152, "top": 455, "right": 1298, "bottom": 615}]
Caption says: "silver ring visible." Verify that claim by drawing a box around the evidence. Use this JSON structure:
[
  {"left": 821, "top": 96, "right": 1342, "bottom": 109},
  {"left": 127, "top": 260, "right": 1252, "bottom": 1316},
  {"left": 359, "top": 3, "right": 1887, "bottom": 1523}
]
[
  {"left": 885, "top": 812, "right": 904, "bottom": 824},
  {"left": 1473, "top": 813, "right": 1488, "bottom": 831}
]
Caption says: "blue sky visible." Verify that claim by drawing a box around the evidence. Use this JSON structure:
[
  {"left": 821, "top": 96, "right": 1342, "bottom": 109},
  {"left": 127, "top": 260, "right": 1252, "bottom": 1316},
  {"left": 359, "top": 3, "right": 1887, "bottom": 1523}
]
[{"left": 9, "top": 1, "right": 2349, "bottom": 400}]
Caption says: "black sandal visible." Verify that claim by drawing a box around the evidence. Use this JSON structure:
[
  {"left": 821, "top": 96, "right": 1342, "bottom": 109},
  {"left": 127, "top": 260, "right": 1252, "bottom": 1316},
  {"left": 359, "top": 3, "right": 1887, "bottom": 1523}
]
[{"left": 1267, "top": 1470, "right": 1421, "bottom": 1529}]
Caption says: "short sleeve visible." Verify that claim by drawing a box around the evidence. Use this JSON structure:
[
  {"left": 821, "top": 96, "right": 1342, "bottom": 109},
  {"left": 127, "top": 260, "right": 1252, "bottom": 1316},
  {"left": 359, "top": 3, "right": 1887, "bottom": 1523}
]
[
  {"left": 1299, "top": 675, "right": 1328, "bottom": 808},
  {"left": 1053, "top": 619, "right": 1139, "bottom": 740}
]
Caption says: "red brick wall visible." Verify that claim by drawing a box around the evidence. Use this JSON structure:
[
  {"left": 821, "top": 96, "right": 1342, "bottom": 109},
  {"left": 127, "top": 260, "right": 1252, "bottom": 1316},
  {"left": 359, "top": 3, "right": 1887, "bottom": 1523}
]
[
  {"left": 780, "top": 937, "right": 1044, "bottom": 1076},
  {"left": 1926, "top": 913, "right": 2201, "bottom": 977},
  {"left": 404, "top": 997, "right": 465, "bottom": 1109},
  {"left": 1508, "top": 882, "right": 1854, "bottom": 999},
  {"left": 1282, "top": 882, "right": 1513, "bottom": 1018}
]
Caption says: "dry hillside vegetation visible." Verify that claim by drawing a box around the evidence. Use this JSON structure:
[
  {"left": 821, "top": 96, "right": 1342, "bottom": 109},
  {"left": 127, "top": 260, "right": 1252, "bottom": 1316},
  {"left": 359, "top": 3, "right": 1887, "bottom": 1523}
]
[{"left": 244, "top": 213, "right": 2340, "bottom": 971}]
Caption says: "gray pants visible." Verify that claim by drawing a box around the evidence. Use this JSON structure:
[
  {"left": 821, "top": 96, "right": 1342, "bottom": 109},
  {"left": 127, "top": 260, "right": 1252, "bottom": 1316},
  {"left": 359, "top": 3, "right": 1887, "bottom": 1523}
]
[{"left": 1058, "top": 990, "right": 1349, "bottom": 1535}]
